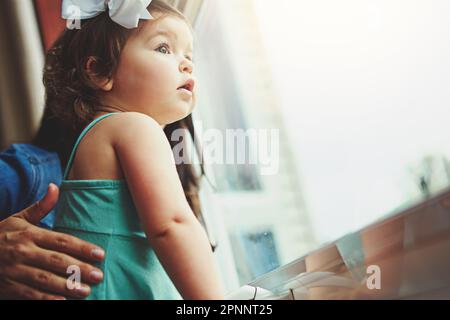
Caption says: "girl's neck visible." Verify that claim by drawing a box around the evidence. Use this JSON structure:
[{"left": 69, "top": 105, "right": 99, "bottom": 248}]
[
  {"left": 94, "top": 104, "right": 127, "bottom": 117},
  {"left": 94, "top": 106, "right": 166, "bottom": 129}
]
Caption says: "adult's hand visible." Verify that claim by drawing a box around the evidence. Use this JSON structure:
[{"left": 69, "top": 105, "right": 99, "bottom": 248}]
[{"left": 0, "top": 184, "right": 105, "bottom": 300}]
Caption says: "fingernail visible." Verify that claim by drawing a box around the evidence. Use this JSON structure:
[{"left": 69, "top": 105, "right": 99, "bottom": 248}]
[
  {"left": 91, "top": 248, "right": 105, "bottom": 260},
  {"left": 77, "top": 285, "right": 91, "bottom": 297},
  {"left": 90, "top": 270, "right": 103, "bottom": 282}
]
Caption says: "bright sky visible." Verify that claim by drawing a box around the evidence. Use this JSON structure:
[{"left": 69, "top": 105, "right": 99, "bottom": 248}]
[{"left": 253, "top": 0, "right": 450, "bottom": 241}]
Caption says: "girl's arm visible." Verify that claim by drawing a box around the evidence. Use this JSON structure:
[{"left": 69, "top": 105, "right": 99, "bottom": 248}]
[{"left": 114, "top": 112, "right": 225, "bottom": 300}]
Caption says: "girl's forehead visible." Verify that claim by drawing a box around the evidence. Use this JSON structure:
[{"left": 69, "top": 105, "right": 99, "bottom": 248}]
[{"left": 138, "top": 14, "right": 193, "bottom": 48}]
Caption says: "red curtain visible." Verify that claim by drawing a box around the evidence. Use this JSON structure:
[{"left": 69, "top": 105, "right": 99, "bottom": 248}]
[{"left": 33, "top": 0, "right": 65, "bottom": 51}]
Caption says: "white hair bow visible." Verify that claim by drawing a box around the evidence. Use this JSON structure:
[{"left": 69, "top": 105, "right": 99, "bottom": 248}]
[{"left": 62, "top": 0, "right": 154, "bottom": 29}]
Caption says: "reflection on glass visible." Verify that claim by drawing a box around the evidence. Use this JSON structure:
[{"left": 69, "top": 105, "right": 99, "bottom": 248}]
[
  {"left": 229, "top": 229, "right": 280, "bottom": 284},
  {"left": 243, "top": 188, "right": 450, "bottom": 299}
]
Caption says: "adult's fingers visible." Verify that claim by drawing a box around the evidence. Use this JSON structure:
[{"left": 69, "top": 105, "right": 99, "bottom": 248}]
[
  {"left": 15, "top": 183, "right": 59, "bottom": 225},
  {"left": 33, "top": 228, "right": 105, "bottom": 263},
  {"left": 27, "top": 245, "right": 104, "bottom": 285},
  {"left": 2, "top": 264, "right": 91, "bottom": 299},
  {"left": 0, "top": 277, "right": 65, "bottom": 300}
]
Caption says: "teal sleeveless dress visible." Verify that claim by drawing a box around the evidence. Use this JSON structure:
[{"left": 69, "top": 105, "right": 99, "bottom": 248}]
[{"left": 53, "top": 113, "right": 182, "bottom": 300}]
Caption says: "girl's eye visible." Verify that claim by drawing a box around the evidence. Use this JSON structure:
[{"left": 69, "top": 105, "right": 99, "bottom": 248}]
[{"left": 156, "top": 44, "right": 170, "bottom": 54}]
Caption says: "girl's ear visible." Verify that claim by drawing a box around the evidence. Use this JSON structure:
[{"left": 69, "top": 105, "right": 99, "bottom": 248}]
[{"left": 85, "top": 57, "right": 114, "bottom": 91}]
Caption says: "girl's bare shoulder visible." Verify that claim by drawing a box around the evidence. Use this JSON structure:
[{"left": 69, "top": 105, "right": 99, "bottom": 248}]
[
  {"left": 68, "top": 112, "right": 165, "bottom": 180},
  {"left": 106, "top": 112, "right": 168, "bottom": 146}
]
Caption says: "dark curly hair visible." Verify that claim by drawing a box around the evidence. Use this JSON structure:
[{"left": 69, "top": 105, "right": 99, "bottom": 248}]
[{"left": 34, "top": 0, "right": 206, "bottom": 220}]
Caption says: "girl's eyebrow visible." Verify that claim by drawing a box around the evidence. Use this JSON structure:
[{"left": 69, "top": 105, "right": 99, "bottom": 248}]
[{"left": 151, "top": 29, "right": 178, "bottom": 42}]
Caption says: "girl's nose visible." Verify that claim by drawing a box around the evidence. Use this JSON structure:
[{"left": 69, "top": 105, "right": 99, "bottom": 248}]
[{"left": 180, "top": 58, "right": 194, "bottom": 74}]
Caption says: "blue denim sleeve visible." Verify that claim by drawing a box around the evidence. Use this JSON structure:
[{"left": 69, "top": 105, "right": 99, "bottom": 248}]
[{"left": 0, "top": 144, "right": 62, "bottom": 229}]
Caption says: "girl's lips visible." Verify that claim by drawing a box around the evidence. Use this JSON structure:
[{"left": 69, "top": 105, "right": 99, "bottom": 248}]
[
  {"left": 177, "top": 78, "right": 195, "bottom": 92},
  {"left": 178, "top": 88, "right": 193, "bottom": 98}
]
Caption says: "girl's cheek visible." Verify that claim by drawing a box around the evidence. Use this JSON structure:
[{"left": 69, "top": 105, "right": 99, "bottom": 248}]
[
  {"left": 115, "top": 47, "right": 175, "bottom": 95},
  {"left": 132, "top": 53, "right": 168, "bottom": 81},
  {"left": 117, "top": 58, "right": 154, "bottom": 87}
]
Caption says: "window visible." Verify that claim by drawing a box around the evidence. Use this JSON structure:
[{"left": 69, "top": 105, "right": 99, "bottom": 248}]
[
  {"left": 193, "top": 0, "right": 450, "bottom": 292},
  {"left": 193, "top": 0, "right": 317, "bottom": 291}
]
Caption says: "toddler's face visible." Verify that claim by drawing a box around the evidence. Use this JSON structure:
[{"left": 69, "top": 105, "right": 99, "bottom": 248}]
[{"left": 107, "top": 13, "right": 196, "bottom": 125}]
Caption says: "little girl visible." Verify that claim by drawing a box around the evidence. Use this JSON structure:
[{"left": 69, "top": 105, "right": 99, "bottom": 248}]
[{"left": 45, "top": 0, "right": 225, "bottom": 299}]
